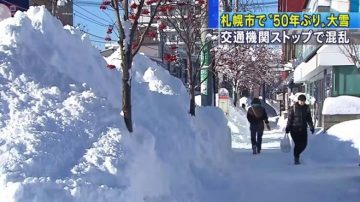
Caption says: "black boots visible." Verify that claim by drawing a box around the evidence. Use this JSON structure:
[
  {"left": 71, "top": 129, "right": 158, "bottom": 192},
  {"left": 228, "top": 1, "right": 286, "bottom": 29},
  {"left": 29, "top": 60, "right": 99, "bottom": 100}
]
[
  {"left": 294, "top": 157, "right": 300, "bottom": 165},
  {"left": 252, "top": 145, "right": 257, "bottom": 154},
  {"left": 252, "top": 145, "right": 261, "bottom": 154}
]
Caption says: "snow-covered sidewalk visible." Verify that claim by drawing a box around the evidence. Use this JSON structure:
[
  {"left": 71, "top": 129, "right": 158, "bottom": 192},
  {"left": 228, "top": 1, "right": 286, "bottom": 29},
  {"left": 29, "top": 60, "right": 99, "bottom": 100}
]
[
  {"left": 201, "top": 148, "right": 360, "bottom": 202},
  {"left": 225, "top": 105, "right": 360, "bottom": 202}
]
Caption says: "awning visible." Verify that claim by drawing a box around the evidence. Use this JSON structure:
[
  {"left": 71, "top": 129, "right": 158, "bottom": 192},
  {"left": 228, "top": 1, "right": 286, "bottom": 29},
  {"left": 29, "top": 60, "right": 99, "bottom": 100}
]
[{"left": 294, "top": 45, "right": 354, "bottom": 83}]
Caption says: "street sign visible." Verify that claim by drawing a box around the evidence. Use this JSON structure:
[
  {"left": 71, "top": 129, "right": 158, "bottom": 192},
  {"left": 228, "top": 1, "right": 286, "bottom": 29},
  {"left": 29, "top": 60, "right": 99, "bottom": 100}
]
[
  {"left": 200, "top": 66, "right": 208, "bottom": 95},
  {"left": 218, "top": 88, "right": 230, "bottom": 115}
]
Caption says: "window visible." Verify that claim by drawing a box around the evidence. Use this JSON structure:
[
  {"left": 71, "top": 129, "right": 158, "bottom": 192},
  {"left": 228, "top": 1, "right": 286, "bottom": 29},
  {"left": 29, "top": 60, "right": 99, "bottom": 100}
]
[
  {"left": 169, "top": 34, "right": 177, "bottom": 42},
  {"left": 333, "top": 66, "right": 360, "bottom": 96}
]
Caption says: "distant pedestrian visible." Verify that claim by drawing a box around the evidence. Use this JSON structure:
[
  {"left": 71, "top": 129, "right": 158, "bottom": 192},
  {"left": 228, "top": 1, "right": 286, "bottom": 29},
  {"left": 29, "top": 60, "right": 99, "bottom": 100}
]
[
  {"left": 247, "top": 98, "right": 271, "bottom": 154},
  {"left": 285, "top": 94, "right": 314, "bottom": 165}
]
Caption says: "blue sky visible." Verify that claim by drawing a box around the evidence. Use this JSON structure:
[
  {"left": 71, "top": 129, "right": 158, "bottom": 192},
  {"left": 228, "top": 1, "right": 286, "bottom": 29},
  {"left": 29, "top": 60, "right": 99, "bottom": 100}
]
[
  {"left": 73, "top": 0, "right": 119, "bottom": 50},
  {"left": 73, "top": 0, "right": 278, "bottom": 50}
]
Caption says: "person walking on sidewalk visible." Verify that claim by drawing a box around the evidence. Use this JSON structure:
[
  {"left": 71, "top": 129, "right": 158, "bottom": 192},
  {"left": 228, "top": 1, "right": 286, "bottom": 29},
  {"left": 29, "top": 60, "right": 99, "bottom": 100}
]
[
  {"left": 247, "top": 98, "right": 271, "bottom": 154},
  {"left": 286, "top": 94, "right": 315, "bottom": 165}
]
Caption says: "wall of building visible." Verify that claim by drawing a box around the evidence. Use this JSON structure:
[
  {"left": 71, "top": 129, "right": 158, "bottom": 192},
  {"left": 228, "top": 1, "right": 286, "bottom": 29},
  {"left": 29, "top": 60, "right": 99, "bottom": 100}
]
[
  {"left": 31, "top": 0, "right": 73, "bottom": 26},
  {"left": 278, "top": 0, "right": 308, "bottom": 11},
  {"left": 323, "top": 114, "right": 360, "bottom": 130}
]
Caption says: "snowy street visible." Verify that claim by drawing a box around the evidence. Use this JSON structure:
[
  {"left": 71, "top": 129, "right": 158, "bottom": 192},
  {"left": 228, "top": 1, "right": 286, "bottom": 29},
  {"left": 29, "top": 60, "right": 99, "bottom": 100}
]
[
  {"left": 203, "top": 148, "right": 360, "bottom": 202},
  {"left": 222, "top": 105, "right": 360, "bottom": 202}
]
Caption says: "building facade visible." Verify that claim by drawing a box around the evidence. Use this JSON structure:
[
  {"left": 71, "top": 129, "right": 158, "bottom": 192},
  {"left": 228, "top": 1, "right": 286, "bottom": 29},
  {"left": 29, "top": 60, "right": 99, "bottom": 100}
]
[
  {"left": 30, "top": 0, "right": 73, "bottom": 26},
  {"left": 281, "top": 0, "right": 360, "bottom": 129}
]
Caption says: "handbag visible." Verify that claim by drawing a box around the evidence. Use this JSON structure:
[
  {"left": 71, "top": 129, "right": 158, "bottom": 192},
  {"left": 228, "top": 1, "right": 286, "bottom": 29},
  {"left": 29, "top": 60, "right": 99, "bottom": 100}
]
[{"left": 280, "top": 133, "right": 291, "bottom": 153}]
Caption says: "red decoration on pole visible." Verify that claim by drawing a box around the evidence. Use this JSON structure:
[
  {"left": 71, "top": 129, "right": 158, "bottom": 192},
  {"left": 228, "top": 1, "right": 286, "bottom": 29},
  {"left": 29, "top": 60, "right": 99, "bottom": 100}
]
[
  {"left": 129, "top": 14, "right": 139, "bottom": 20},
  {"left": 103, "top": 0, "right": 111, "bottom": 6},
  {"left": 170, "top": 44, "right": 177, "bottom": 50},
  {"left": 141, "top": 9, "right": 150, "bottom": 15},
  {"left": 164, "top": 54, "right": 177, "bottom": 62},
  {"left": 107, "top": 25, "right": 113, "bottom": 34},
  {"left": 107, "top": 64, "right": 116, "bottom": 69},
  {"left": 147, "top": 31, "right": 157, "bottom": 38},
  {"left": 197, "top": 0, "right": 205, "bottom": 5},
  {"left": 130, "top": 2, "right": 138, "bottom": 9},
  {"left": 159, "top": 22, "right": 167, "bottom": 30}
]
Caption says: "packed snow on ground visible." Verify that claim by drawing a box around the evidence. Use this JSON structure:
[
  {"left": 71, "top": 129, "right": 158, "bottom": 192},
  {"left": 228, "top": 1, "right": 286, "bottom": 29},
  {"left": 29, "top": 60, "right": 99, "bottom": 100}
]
[
  {"left": 225, "top": 100, "right": 360, "bottom": 202},
  {"left": 0, "top": 6, "right": 232, "bottom": 202},
  {"left": 322, "top": 96, "right": 360, "bottom": 115}
]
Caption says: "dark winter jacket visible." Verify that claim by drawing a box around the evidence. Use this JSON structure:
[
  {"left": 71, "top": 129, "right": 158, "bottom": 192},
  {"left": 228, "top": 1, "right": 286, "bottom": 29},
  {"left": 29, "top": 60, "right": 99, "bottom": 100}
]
[
  {"left": 247, "top": 104, "right": 269, "bottom": 126},
  {"left": 286, "top": 103, "right": 314, "bottom": 132}
]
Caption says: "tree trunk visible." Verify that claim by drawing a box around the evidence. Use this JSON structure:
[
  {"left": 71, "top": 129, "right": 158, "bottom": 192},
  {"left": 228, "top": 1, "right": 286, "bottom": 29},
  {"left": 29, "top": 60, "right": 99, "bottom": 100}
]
[
  {"left": 189, "top": 83, "right": 196, "bottom": 116},
  {"left": 188, "top": 55, "right": 195, "bottom": 116},
  {"left": 233, "top": 91, "right": 237, "bottom": 106},
  {"left": 52, "top": 0, "right": 58, "bottom": 16},
  {"left": 121, "top": 49, "right": 133, "bottom": 132}
]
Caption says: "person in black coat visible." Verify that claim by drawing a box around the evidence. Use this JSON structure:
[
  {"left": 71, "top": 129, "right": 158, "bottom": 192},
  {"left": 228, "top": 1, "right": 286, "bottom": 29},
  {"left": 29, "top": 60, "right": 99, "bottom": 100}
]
[
  {"left": 247, "top": 98, "right": 270, "bottom": 154},
  {"left": 286, "top": 94, "right": 315, "bottom": 165}
]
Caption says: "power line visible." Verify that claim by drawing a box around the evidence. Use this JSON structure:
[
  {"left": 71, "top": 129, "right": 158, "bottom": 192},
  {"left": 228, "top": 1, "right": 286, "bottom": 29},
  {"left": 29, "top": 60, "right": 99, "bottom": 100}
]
[
  {"left": 74, "top": 0, "right": 117, "bottom": 11},
  {"left": 74, "top": 9, "right": 109, "bottom": 26},
  {"left": 73, "top": 3, "right": 114, "bottom": 24},
  {"left": 81, "top": 29, "right": 116, "bottom": 42},
  {"left": 90, "top": 39, "right": 117, "bottom": 44},
  {"left": 74, "top": 12, "right": 108, "bottom": 27}
]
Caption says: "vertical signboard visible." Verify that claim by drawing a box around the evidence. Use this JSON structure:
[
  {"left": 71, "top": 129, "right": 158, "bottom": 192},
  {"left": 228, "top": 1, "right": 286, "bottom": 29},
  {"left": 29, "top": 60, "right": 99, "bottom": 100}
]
[{"left": 218, "top": 88, "right": 230, "bottom": 115}]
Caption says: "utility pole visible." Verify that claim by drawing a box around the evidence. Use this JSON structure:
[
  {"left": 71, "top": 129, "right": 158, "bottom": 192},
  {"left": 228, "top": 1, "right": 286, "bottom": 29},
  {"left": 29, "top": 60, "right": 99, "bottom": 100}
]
[{"left": 200, "top": 1, "right": 213, "bottom": 106}]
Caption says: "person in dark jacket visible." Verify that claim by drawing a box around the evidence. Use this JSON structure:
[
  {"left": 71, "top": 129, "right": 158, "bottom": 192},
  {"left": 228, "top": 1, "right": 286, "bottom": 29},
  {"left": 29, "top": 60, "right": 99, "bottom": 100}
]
[
  {"left": 247, "top": 98, "right": 270, "bottom": 154},
  {"left": 286, "top": 94, "right": 314, "bottom": 165}
]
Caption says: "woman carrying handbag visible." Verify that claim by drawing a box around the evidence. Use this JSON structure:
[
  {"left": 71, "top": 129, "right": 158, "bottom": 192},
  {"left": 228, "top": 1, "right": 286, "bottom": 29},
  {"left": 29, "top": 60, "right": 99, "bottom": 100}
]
[{"left": 285, "top": 94, "right": 314, "bottom": 165}]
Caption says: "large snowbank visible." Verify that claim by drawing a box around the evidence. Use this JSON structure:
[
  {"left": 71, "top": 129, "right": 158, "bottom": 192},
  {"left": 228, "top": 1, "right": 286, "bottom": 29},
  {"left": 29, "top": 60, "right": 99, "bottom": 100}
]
[
  {"left": 0, "top": 6, "right": 231, "bottom": 202},
  {"left": 326, "top": 119, "right": 360, "bottom": 154},
  {"left": 304, "top": 119, "right": 360, "bottom": 163},
  {"left": 322, "top": 96, "right": 360, "bottom": 115}
]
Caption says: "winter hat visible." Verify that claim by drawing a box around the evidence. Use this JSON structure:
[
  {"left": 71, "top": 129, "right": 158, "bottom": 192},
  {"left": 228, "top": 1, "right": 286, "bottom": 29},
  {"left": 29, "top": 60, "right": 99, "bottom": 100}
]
[
  {"left": 298, "top": 94, "right": 306, "bottom": 101},
  {"left": 251, "top": 98, "right": 261, "bottom": 105}
]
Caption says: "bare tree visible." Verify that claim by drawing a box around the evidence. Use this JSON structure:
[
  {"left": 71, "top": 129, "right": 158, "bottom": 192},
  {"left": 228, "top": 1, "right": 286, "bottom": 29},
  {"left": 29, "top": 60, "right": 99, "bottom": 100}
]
[
  {"left": 100, "top": 0, "right": 164, "bottom": 132},
  {"left": 156, "top": 1, "right": 207, "bottom": 116},
  {"left": 214, "top": 44, "right": 281, "bottom": 104},
  {"left": 341, "top": 37, "right": 360, "bottom": 69}
]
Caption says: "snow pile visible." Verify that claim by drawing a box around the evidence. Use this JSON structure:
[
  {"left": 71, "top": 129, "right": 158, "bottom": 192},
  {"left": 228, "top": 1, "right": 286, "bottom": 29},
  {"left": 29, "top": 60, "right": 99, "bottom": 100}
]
[
  {"left": 326, "top": 119, "right": 360, "bottom": 155},
  {"left": 226, "top": 104, "right": 250, "bottom": 149},
  {"left": 305, "top": 119, "right": 360, "bottom": 163},
  {"left": 0, "top": 6, "right": 231, "bottom": 202},
  {"left": 322, "top": 96, "right": 360, "bottom": 115},
  {"left": 239, "top": 96, "right": 251, "bottom": 109}
]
